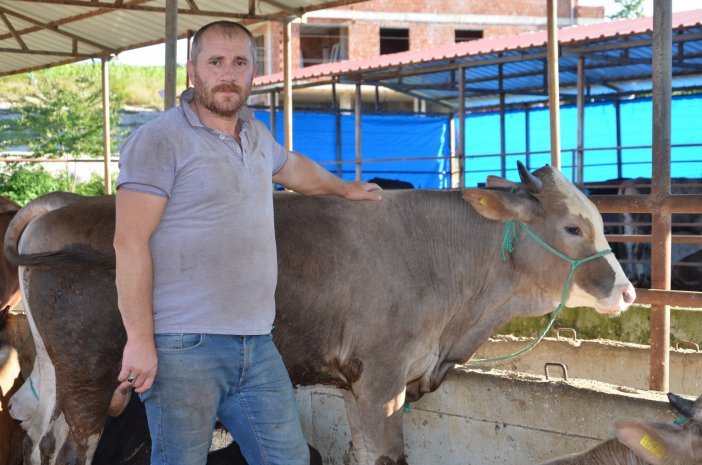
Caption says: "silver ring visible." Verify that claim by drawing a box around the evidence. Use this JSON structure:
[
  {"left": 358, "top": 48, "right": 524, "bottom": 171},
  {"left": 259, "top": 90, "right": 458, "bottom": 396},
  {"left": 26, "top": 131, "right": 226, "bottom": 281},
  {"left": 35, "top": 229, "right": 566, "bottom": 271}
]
[{"left": 127, "top": 375, "right": 135, "bottom": 384}]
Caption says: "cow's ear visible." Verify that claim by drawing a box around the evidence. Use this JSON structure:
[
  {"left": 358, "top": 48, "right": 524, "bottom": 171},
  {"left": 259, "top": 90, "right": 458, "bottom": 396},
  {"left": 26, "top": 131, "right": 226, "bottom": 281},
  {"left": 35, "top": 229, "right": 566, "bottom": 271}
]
[
  {"left": 462, "top": 188, "right": 536, "bottom": 222},
  {"left": 485, "top": 175, "right": 518, "bottom": 189},
  {"left": 615, "top": 419, "right": 698, "bottom": 465}
]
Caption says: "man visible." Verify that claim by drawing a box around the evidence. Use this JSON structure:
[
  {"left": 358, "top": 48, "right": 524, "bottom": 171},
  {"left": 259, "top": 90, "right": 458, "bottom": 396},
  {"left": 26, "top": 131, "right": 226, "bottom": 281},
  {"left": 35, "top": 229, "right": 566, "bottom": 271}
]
[{"left": 113, "top": 21, "right": 381, "bottom": 465}]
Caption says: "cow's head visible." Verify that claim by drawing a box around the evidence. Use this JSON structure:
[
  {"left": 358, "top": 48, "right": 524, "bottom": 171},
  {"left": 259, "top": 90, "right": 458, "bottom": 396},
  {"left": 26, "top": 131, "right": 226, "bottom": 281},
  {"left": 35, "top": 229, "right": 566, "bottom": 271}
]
[
  {"left": 615, "top": 392, "right": 702, "bottom": 465},
  {"left": 463, "top": 162, "right": 635, "bottom": 315}
]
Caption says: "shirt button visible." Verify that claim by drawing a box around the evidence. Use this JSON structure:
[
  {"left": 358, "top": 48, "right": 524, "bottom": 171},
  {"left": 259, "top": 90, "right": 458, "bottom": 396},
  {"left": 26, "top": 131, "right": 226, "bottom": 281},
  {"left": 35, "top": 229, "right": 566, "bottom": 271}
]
[
  {"left": 237, "top": 148, "right": 241, "bottom": 153},
  {"left": 219, "top": 134, "right": 226, "bottom": 140}
]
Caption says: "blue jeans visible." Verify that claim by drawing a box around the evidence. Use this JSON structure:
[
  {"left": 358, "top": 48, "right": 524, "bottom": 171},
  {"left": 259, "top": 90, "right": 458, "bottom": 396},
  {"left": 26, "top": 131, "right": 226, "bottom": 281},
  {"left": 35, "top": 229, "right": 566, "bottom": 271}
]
[{"left": 140, "top": 333, "right": 309, "bottom": 465}]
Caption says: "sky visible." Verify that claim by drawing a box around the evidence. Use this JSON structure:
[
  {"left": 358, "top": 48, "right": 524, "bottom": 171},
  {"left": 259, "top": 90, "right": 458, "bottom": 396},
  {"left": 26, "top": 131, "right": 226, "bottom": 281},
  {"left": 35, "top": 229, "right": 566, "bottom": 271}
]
[{"left": 113, "top": 0, "right": 702, "bottom": 66}]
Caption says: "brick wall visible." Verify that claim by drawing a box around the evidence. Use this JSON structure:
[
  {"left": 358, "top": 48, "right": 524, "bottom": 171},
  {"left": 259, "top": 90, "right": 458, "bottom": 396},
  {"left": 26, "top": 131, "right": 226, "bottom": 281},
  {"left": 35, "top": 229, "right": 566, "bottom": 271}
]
[{"left": 259, "top": 0, "right": 604, "bottom": 73}]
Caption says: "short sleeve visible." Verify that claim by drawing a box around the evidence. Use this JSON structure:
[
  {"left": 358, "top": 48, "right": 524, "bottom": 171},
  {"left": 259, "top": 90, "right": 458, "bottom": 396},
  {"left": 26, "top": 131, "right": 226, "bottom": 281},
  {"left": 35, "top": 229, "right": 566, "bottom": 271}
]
[{"left": 116, "top": 123, "right": 177, "bottom": 197}]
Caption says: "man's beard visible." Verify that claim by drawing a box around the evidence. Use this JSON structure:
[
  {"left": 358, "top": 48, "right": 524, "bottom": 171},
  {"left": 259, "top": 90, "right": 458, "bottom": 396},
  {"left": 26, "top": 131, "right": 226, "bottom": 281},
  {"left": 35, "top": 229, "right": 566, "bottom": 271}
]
[{"left": 194, "top": 80, "right": 251, "bottom": 118}]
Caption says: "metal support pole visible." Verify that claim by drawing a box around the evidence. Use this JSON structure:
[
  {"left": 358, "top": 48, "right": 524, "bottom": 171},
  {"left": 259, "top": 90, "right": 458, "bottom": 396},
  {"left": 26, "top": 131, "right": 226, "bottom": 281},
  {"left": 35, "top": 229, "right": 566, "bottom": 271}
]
[
  {"left": 500, "top": 92, "right": 506, "bottom": 178},
  {"left": 283, "top": 20, "right": 293, "bottom": 151},
  {"left": 101, "top": 57, "right": 111, "bottom": 195},
  {"left": 456, "top": 66, "right": 466, "bottom": 188},
  {"left": 499, "top": 62, "right": 506, "bottom": 178},
  {"left": 547, "top": 0, "right": 562, "bottom": 170},
  {"left": 354, "top": 83, "right": 362, "bottom": 181},
  {"left": 333, "top": 81, "right": 343, "bottom": 177},
  {"left": 649, "top": 0, "right": 673, "bottom": 392},
  {"left": 615, "top": 100, "right": 623, "bottom": 179},
  {"left": 186, "top": 30, "right": 193, "bottom": 89},
  {"left": 525, "top": 106, "right": 531, "bottom": 170},
  {"left": 576, "top": 56, "right": 585, "bottom": 186},
  {"left": 269, "top": 91, "right": 277, "bottom": 140},
  {"left": 164, "top": 0, "right": 177, "bottom": 110}
]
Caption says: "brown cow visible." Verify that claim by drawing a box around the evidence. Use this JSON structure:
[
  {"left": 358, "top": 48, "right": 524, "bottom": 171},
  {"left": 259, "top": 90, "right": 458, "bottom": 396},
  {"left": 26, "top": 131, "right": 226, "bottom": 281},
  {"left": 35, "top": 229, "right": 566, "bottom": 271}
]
[
  {"left": 538, "top": 392, "right": 702, "bottom": 465},
  {"left": 0, "top": 195, "right": 23, "bottom": 465},
  {"left": 5, "top": 163, "right": 636, "bottom": 465},
  {"left": 0, "top": 196, "right": 21, "bottom": 313}
]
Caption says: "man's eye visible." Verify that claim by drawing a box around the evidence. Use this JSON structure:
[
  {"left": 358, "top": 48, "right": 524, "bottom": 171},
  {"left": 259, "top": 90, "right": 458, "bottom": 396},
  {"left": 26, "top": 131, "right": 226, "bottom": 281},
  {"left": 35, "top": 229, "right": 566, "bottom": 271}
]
[{"left": 565, "top": 226, "right": 581, "bottom": 236}]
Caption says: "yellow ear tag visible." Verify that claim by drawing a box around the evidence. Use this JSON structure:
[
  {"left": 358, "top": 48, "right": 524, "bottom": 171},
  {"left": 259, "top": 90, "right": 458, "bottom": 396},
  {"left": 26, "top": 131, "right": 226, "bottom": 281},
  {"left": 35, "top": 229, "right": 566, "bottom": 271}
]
[
  {"left": 479, "top": 197, "right": 489, "bottom": 207},
  {"left": 640, "top": 434, "right": 666, "bottom": 458}
]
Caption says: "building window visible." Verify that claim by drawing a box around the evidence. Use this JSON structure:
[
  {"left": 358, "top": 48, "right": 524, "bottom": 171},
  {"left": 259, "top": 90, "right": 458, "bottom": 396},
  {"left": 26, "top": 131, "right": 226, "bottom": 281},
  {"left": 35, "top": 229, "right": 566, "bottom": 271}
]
[
  {"left": 299, "top": 24, "right": 348, "bottom": 68},
  {"left": 380, "top": 28, "right": 409, "bottom": 55},
  {"left": 455, "top": 29, "right": 483, "bottom": 43},
  {"left": 254, "top": 35, "right": 265, "bottom": 76}
]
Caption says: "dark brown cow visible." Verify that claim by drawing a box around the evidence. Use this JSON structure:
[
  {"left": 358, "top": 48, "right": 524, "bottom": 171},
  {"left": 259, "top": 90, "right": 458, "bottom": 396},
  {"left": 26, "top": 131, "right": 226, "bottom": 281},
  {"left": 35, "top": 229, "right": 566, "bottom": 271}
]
[
  {"left": 538, "top": 392, "right": 702, "bottom": 465},
  {"left": 0, "top": 196, "right": 21, "bottom": 313},
  {"left": 0, "top": 195, "right": 23, "bottom": 465},
  {"left": 5, "top": 163, "right": 636, "bottom": 465}
]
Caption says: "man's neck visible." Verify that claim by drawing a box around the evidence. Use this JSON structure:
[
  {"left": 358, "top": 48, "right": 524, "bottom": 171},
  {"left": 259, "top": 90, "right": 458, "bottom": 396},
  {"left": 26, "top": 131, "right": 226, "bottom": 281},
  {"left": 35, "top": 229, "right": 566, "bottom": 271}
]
[{"left": 190, "top": 100, "right": 241, "bottom": 141}]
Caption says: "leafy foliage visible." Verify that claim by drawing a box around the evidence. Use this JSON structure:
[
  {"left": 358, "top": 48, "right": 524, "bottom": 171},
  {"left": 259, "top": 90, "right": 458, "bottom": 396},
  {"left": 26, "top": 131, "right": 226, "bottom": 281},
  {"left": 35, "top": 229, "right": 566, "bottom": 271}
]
[
  {"left": 608, "top": 0, "right": 645, "bottom": 19},
  {"left": 0, "top": 164, "right": 115, "bottom": 205},
  {"left": 0, "top": 64, "right": 125, "bottom": 159}
]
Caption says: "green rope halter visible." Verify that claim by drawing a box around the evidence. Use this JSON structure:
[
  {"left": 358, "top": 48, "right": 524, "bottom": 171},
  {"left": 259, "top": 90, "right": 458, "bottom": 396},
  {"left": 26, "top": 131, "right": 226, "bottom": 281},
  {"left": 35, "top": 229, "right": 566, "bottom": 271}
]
[{"left": 469, "top": 220, "right": 612, "bottom": 364}]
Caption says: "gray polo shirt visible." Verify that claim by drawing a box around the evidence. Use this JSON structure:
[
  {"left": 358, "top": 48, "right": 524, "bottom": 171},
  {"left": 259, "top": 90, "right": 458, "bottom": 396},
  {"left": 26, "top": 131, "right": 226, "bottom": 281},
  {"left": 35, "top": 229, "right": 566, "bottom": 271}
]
[{"left": 117, "top": 88, "right": 288, "bottom": 335}]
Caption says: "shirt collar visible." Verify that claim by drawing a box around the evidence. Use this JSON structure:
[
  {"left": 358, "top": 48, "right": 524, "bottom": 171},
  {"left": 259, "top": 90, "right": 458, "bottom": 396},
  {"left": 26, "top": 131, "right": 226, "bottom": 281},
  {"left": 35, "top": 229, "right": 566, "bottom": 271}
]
[{"left": 180, "top": 87, "right": 254, "bottom": 128}]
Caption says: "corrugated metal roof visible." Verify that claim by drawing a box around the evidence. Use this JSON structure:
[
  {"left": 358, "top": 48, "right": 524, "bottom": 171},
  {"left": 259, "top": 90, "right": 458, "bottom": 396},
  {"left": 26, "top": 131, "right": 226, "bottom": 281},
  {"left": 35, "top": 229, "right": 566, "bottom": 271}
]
[
  {"left": 252, "top": 9, "right": 702, "bottom": 111},
  {"left": 0, "top": 0, "right": 366, "bottom": 76}
]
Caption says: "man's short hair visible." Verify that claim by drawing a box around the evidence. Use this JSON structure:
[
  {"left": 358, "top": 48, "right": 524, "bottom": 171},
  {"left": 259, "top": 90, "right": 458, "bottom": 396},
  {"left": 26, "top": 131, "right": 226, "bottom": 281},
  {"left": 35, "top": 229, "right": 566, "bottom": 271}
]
[{"left": 190, "top": 21, "right": 257, "bottom": 65}]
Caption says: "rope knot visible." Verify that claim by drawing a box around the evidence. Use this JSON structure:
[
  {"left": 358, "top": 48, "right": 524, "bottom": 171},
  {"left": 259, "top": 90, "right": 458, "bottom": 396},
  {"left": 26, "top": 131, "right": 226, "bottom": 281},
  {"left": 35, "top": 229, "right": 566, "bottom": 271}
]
[{"left": 501, "top": 220, "right": 520, "bottom": 261}]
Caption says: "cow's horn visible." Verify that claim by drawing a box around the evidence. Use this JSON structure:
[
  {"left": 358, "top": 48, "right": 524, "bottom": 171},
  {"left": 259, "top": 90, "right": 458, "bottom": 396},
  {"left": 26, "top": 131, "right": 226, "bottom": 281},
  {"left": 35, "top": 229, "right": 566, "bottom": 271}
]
[
  {"left": 517, "top": 161, "right": 542, "bottom": 194},
  {"left": 667, "top": 392, "right": 697, "bottom": 419}
]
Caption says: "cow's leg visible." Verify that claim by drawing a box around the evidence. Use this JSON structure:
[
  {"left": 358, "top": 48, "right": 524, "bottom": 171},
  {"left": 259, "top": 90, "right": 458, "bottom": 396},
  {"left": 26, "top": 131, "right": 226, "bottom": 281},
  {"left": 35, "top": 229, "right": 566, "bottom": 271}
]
[
  {"left": 1, "top": 346, "right": 22, "bottom": 465},
  {"left": 19, "top": 309, "right": 60, "bottom": 464},
  {"left": 342, "top": 379, "right": 408, "bottom": 465}
]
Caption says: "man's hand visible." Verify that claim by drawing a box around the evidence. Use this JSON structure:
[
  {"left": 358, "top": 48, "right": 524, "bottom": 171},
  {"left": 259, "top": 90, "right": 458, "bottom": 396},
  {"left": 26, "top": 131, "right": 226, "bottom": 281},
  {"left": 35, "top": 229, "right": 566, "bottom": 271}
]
[
  {"left": 342, "top": 181, "right": 383, "bottom": 201},
  {"left": 118, "top": 336, "right": 158, "bottom": 394}
]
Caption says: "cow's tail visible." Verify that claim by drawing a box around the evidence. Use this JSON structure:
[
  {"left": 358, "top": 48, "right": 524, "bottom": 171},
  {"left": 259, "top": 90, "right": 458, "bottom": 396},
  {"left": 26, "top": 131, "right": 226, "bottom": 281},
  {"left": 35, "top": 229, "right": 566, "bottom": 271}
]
[{"left": 3, "top": 192, "right": 114, "bottom": 268}]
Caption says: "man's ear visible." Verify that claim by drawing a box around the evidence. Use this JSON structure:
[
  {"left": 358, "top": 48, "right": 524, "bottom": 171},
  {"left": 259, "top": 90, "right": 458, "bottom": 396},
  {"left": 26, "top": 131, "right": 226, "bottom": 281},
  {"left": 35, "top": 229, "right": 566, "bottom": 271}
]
[{"left": 461, "top": 188, "right": 537, "bottom": 222}]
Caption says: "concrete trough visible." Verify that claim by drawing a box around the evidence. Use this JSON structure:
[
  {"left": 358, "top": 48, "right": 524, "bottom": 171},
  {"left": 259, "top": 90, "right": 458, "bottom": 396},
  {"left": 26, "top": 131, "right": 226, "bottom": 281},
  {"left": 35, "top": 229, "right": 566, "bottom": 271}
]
[
  {"left": 295, "top": 368, "right": 676, "bottom": 465},
  {"left": 3, "top": 312, "right": 699, "bottom": 465},
  {"left": 294, "top": 334, "right": 701, "bottom": 465}
]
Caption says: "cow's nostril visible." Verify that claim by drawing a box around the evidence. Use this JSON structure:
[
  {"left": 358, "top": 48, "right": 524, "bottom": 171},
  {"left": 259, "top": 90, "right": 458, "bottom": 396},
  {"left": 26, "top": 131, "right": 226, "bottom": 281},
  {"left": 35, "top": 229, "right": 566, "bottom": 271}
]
[{"left": 623, "top": 288, "right": 636, "bottom": 304}]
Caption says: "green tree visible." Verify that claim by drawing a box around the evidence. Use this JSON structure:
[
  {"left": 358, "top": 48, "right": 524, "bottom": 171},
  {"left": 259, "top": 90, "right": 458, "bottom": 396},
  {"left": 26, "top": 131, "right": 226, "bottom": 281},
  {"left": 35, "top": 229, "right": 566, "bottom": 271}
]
[
  {"left": 0, "top": 165, "right": 66, "bottom": 205},
  {"left": 1, "top": 64, "right": 124, "bottom": 192},
  {"left": 73, "top": 172, "right": 117, "bottom": 196},
  {"left": 609, "top": 0, "right": 645, "bottom": 19},
  {"left": 0, "top": 165, "right": 116, "bottom": 205}
]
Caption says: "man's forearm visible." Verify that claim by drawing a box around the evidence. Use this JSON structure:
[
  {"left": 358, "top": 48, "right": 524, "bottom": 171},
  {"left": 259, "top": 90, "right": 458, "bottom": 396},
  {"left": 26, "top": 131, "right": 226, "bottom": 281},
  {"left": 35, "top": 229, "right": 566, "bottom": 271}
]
[{"left": 115, "top": 243, "right": 155, "bottom": 340}]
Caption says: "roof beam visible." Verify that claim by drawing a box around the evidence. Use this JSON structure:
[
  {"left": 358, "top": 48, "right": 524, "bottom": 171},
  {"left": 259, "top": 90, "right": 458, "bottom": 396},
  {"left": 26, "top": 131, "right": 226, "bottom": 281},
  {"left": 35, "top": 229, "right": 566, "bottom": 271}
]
[
  {"left": 0, "top": 5, "right": 112, "bottom": 52},
  {"left": 0, "top": 47, "right": 94, "bottom": 57},
  {"left": 5, "top": 0, "right": 288, "bottom": 20},
  {"left": 0, "top": 12, "right": 28, "bottom": 50},
  {"left": 563, "top": 30, "right": 702, "bottom": 55}
]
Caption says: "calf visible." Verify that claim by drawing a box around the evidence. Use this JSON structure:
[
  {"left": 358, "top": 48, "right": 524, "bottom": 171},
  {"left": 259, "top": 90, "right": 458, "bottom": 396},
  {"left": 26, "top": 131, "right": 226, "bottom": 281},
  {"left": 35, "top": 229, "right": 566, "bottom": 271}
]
[{"left": 539, "top": 392, "right": 702, "bottom": 465}]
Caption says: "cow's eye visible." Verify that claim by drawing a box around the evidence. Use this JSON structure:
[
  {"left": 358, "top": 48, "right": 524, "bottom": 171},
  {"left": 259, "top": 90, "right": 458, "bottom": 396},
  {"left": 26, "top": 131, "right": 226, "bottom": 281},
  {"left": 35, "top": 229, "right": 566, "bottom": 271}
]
[{"left": 565, "top": 226, "right": 581, "bottom": 236}]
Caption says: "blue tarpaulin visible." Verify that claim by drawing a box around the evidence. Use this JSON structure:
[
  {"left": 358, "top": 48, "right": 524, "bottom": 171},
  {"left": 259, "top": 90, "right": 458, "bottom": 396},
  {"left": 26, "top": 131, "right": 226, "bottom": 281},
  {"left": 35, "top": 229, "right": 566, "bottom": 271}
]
[{"left": 256, "top": 95, "right": 702, "bottom": 188}]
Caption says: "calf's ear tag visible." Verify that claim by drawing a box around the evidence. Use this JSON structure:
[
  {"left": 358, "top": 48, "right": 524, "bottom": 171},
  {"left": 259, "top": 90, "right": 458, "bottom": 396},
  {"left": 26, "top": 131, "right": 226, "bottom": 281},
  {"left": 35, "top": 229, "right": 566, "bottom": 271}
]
[
  {"left": 640, "top": 434, "right": 666, "bottom": 458},
  {"left": 479, "top": 197, "right": 489, "bottom": 207}
]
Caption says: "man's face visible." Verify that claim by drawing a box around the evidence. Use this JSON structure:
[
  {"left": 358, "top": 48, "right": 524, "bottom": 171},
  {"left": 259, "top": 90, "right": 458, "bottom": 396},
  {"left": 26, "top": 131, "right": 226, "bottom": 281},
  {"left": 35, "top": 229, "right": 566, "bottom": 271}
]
[{"left": 188, "top": 28, "right": 257, "bottom": 118}]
